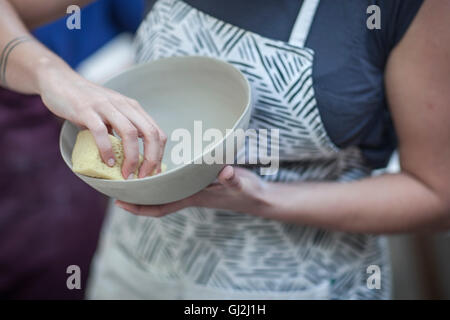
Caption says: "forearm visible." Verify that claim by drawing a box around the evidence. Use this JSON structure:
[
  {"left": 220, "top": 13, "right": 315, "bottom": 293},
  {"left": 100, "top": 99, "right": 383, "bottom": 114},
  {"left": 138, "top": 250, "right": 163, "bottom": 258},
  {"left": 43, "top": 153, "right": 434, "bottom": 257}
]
[
  {"left": 0, "top": 0, "right": 81, "bottom": 95},
  {"left": 260, "top": 172, "right": 450, "bottom": 234}
]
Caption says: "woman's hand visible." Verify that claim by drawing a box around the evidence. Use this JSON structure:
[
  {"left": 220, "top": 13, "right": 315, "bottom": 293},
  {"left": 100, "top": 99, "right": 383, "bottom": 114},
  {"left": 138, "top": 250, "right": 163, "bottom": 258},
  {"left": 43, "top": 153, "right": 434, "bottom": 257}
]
[
  {"left": 115, "top": 165, "right": 271, "bottom": 217},
  {"left": 0, "top": 0, "right": 167, "bottom": 179},
  {"left": 38, "top": 67, "right": 167, "bottom": 179}
]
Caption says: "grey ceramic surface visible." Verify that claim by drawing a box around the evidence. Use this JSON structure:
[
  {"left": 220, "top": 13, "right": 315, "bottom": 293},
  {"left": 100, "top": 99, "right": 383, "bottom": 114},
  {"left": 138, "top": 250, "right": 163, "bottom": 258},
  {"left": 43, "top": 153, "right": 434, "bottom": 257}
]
[{"left": 60, "top": 56, "right": 251, "bottom": 204}]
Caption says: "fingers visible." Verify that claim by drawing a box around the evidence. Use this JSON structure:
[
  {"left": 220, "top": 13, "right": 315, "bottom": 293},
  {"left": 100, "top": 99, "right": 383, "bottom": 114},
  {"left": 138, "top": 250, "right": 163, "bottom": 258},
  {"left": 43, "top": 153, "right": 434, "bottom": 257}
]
[
  {"left": 119, "top": 99, "right": 167, "bottom": 178},
  {"left": 115, "top": 196, "right": 195, "bottom": 217},
  {"left": 115, "top": 201, "right": 165, "bottom": 217},
  {"left": 131, "top": 99, "right": 167, "bottom": 175},
  {"left": 115, "top": 201, "right": 151, "bottom": 216},
  {"left": 99, "top": 106, "right": 140, "bottom": 179},
  {"left": 97, "top": 96, "right": 167, "bottom": 179},
  {"left": 74, "top": 83, "right": 166, "bottom": 179},
  {"left": 84, "top": 113, "right": 115, "bottom": 167},
  {"left": 218, "top": 165, "right": 242, "bottom": 190},
  {"left": 107, "top": 97, "right": 167, "bottom": 178}
]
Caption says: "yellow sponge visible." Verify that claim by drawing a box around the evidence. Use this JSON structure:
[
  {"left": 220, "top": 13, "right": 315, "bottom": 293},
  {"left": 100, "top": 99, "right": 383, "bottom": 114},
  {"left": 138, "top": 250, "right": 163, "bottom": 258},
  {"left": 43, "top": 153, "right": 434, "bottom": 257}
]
[{"left": 71, "top": 130, "right": 166, "bottom": 180}]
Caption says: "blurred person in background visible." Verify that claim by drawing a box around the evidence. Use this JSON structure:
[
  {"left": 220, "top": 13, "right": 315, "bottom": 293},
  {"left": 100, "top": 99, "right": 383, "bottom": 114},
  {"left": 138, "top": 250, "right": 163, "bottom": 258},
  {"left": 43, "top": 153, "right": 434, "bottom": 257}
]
[
  {"left": 0, "top": 0, "right": 144, "bottom": 299},
  {"left": 1, "top": 0, "right": 450, "bottom": 300}
]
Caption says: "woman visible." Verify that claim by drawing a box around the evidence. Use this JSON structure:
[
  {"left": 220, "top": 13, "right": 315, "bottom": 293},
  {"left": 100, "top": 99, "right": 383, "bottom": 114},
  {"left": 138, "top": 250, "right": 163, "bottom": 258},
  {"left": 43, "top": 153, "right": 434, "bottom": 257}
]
[{"left": 2, "top": 0, "right": 450, "bottom": 299}]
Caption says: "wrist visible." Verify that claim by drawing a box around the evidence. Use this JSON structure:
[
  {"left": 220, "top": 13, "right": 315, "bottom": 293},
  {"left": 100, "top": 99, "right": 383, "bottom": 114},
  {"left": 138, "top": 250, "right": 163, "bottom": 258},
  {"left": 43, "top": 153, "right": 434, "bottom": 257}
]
[
  {"left": 254, "top": 181, "right": 303, "bottom": 220},
  {"left": 34, "top": 55, "right": 80, "bottom": 95},
  {"left": 252, "top": 180, "right": 278, "bottom": 217}
]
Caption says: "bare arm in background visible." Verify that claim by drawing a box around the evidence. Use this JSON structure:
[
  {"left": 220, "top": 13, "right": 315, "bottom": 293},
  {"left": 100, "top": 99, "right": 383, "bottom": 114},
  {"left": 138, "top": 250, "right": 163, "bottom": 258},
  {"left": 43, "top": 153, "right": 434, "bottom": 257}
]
[
  {"left": 0, "top": 0, "right": 167, "bottom": 179},
  {"left": 118, "top": 0, "right": 450, "bottom": 234}
]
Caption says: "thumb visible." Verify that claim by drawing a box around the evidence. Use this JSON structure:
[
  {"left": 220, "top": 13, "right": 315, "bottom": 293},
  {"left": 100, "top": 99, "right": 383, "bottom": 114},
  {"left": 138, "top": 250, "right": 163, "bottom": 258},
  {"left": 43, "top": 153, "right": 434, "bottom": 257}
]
[{"left": 218, "top": 165, "right": 242, "bottom": 190}]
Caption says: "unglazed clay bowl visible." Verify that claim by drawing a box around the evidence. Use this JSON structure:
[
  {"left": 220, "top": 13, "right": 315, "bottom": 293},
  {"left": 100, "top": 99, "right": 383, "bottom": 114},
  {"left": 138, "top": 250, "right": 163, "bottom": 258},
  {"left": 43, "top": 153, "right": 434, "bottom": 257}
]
[{"left": 60, "top": 56, "right": 251, "bottom": 204}]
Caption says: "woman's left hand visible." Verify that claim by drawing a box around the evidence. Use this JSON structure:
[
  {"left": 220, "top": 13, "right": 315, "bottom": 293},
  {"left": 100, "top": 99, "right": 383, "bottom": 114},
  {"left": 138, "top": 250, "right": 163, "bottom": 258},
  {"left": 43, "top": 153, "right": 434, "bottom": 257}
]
[{"left": 115, "top": 166, "right": 271, "bottom": 217}]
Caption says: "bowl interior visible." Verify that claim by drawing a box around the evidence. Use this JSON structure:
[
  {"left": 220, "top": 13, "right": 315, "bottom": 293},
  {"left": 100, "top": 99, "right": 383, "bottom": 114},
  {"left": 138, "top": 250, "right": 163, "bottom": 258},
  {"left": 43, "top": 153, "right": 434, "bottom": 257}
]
[{"left": 60, "top": 56, "right": 250, "bottom": 175}]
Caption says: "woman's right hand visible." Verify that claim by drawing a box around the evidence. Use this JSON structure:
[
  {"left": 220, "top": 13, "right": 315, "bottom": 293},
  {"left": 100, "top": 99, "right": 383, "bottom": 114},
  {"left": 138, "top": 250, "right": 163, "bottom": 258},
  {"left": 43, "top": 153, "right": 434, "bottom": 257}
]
[
  {"left": 38, "top": 66, "right": 167, "bottom": 179},
  {"left": 0, "top": 0, "right": 166, "bottom": 179}
]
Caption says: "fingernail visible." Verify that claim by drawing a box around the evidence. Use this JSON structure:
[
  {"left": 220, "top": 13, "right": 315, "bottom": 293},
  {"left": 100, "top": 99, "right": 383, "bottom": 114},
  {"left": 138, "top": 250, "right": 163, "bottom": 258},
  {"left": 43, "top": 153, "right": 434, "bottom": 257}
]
[
  {"left": 108, "top": 158, "right": 115, "bottom": 166},
  {"left": 127, "top": 173, "right": 135, "bottom": 180}
]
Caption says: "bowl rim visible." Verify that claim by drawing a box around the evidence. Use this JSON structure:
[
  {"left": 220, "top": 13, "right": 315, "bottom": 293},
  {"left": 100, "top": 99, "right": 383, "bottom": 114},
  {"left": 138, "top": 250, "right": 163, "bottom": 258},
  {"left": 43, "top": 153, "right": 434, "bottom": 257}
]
[{"left": 59, "top": 55, "right": 252, "bottom": 184}]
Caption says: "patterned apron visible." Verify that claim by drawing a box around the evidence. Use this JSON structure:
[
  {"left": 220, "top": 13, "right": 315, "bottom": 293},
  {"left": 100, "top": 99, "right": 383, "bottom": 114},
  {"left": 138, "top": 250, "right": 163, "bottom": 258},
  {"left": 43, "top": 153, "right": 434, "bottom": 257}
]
[{"left": 87, "top": 0, "right": 391, "bottom": 299}]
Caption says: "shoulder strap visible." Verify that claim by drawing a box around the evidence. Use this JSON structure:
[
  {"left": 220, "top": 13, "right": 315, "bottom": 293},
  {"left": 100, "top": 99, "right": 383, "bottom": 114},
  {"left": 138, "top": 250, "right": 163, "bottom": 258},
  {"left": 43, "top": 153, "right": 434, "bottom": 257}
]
[{"left": 288, "top": 0, "right": 321, "bottom": 47}]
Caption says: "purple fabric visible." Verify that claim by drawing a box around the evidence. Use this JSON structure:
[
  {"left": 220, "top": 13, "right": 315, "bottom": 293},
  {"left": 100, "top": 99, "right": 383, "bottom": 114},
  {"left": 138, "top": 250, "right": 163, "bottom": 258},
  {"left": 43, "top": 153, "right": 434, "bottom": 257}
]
[{"left": 0, "top": 88, "right": 107, "bottom": 299}]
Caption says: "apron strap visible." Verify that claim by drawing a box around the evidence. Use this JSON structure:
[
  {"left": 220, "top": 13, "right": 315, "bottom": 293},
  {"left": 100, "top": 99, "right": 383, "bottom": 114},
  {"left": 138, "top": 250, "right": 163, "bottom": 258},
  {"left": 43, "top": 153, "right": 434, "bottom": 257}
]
[{"left": 288, "top": 0, "right": 320, "bottom": 47}]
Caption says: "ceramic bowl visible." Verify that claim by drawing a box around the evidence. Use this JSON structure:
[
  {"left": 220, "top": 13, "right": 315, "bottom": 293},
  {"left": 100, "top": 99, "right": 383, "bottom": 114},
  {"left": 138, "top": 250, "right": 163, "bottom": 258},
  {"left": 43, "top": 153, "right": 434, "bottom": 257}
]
[{"left": 59, "top": 56, "right": 251, "bottom": 204}]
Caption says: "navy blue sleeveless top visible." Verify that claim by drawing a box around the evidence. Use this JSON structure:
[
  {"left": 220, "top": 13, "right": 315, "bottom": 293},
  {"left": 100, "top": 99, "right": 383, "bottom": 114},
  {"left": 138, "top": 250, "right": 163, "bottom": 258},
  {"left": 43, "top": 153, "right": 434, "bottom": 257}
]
[{"left": 146, "top": 0, "right": 424, "bottom": 168}]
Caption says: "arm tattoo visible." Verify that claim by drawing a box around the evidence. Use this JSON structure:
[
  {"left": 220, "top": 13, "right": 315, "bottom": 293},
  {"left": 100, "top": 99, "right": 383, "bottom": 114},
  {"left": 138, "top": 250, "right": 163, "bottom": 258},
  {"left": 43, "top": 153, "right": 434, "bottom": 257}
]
[{"left": 0, "top": 36, "right": 33, "bottom": 87}]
